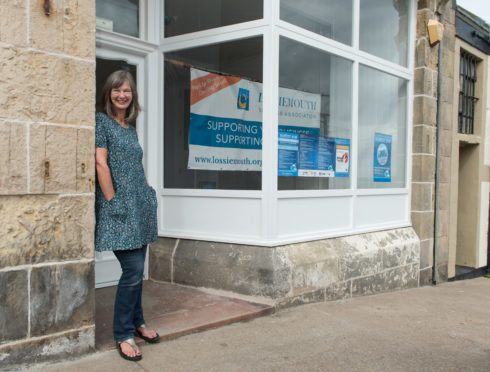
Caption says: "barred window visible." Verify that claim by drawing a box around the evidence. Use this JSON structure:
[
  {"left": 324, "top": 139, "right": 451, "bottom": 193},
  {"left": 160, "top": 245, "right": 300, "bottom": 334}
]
[{"left": 458, "top": 52, "right": 479, "bottom": 134}]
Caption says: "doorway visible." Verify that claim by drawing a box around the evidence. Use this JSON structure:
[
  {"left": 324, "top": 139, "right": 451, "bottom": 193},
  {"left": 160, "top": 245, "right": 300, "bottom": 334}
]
[
  {"left": 94, "top": 55, "right": 148, "bottom": 288},
  {"left": 455, "top": 142, "right": 479, "bottom": 272}
]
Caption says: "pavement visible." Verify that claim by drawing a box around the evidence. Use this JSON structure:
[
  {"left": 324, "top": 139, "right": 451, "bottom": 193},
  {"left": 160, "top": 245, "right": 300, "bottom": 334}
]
[{"left": 24, "top": 277, "right": 490, "bottom": 371}]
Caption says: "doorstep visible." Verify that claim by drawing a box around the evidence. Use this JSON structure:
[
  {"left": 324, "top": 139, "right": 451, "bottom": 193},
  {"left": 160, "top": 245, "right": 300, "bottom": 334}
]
[{"left": 95, "top": 280, "right": 274, "bottom": 350}]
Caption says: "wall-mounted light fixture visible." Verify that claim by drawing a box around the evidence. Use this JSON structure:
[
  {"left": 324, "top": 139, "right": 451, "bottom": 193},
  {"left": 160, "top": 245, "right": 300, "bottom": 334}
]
[{"left": 428, "top": 19, "right": 444, "bottom": 46}]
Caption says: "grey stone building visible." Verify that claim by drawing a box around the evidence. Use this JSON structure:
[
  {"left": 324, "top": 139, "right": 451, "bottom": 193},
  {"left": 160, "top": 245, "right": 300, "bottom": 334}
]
[{"left": 0, "top": 0, "right": 488, "bottom": 369}]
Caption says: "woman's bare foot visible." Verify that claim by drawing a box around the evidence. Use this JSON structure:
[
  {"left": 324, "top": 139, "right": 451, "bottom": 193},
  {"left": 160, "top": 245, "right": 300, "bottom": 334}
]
[
  {"left": 117, "top": 338, "right": 142, "bottom": 361},
  {"left": 136, "top": 324, "right": 160, "bottom": 343}
]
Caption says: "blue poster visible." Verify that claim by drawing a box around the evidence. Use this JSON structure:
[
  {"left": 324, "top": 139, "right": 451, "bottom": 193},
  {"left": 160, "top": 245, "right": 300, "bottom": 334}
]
[
  {"left": 298, "top": 135, "right": 318, "bottom": 170},
  {"left": 373, "top": 133, "right": 392, "bottom": 182},
  {"left": 278, "top": 132, "right": 299, "bottom": 176}
]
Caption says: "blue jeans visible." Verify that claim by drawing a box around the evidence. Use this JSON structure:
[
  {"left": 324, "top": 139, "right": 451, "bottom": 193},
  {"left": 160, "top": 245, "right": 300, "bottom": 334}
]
[{"left": 113, "top": 245, "right": 147, "bottom": 342}]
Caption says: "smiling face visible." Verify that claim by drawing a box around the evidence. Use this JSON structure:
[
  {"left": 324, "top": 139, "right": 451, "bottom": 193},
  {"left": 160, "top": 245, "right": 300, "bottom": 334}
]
[{"left": 110, "top": 80, "right": 133, "bottom": 114}]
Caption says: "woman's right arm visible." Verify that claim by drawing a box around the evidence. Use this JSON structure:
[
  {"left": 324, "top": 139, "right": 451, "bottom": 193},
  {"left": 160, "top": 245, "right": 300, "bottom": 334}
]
[{"left": 95, "top": 147, "right": 115, "bottom": 201}]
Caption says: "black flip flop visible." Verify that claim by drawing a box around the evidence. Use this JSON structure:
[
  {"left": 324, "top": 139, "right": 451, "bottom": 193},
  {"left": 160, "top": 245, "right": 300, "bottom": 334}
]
[
  {"left": 135, "top": 325, "right": 160, "bottom": 343},
  {"left": 117, "top": 338, "right": 142, "bottom": 361}
]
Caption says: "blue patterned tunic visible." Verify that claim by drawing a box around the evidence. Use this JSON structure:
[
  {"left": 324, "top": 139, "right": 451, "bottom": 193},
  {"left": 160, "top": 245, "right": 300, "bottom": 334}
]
[{"left": 95, "top": 112, "right": 158, "bottom": 252}]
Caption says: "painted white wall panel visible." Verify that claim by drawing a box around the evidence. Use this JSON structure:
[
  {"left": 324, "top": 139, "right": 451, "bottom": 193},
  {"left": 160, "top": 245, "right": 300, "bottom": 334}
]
[
  {"left": 162, "top": 196, "right": 262, "bottom": 240},
  {"left": 354, "top": 194, "right": 408, "bottom": 228},
  {"left": 277, "top": 196, "right": 352, "bottom": 238}
]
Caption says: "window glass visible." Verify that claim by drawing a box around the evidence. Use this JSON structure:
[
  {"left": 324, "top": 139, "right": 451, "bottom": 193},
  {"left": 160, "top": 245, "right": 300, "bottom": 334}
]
[
  {"left": 280, "top": 0, "right": 352, "bottom": 46},
  {"left": 96, "top": 0, "right": 139, "bottom": 38},
  {"left": 359, "top": 0, "right": 409, "bottom": 66},
  {"left": 164, "top": 0, "right": 263, "bottom": 37},
  {"left": 164, "top": 37, "right": 263, "bottom": 190},
  {"left": 357, "top": 65, "right": 407, "bottom": 188},
  {"left": 278, "top": 37, "right": 352, "bottom": 190}
]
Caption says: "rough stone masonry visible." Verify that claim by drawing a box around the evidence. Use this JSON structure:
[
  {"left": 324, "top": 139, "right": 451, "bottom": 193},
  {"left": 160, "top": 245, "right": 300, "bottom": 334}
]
[{"left": 0, "top": 0, "right": 96, "bottom": 368}]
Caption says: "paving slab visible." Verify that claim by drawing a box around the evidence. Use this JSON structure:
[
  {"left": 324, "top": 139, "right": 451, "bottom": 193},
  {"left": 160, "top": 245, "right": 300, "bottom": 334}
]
[{"left": 95, "top": 280, "right": 274, "bottom": 350}]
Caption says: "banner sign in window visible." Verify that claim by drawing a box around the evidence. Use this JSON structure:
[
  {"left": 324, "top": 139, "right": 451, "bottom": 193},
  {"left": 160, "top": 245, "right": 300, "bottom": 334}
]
[
  {"left": 188, "top": 68, "right": 321, "bottom": 171},
  {"left": 373, "top": 133, "right": 392, "bottom": 182}
]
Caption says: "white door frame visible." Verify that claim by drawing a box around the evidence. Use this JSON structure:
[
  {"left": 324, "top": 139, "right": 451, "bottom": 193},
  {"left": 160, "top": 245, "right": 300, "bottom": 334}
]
[{"left": 94, "top": 46, "right": 149, "bottom": 288}]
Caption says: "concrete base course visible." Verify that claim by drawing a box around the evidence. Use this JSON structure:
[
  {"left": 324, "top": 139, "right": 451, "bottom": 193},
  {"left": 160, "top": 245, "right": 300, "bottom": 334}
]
[{"left": 150, "top": 227, "right": 420, "bottom": 307}]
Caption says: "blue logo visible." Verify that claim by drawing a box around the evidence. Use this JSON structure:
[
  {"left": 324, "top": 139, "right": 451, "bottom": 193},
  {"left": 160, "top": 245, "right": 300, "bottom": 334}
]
[
  {"left": 237, "top": 88, "right": 250, "bottom": 111},
  {"left": 376, "top": 143, "right": 389, "bottom": 166}
]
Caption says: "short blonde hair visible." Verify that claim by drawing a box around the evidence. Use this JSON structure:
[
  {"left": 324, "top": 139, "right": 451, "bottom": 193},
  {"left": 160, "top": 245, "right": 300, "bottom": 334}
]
[{"left": 100, "top": 70, "right": 141, "bottom": 123}]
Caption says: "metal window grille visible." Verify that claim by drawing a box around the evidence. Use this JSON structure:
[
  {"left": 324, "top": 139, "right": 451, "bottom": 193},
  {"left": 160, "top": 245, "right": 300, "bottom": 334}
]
[{"left": 458, "top": 52, "right": 479, "bottom": 134}]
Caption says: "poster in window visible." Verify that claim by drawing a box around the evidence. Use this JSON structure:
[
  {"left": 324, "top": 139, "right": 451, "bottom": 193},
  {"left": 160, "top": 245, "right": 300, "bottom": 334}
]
[
  {"left": 278, "top": 132, "right": 299, "bottom": 176},
  {"left": 334, "top": 138, "right": 350, "bottom": 177},
  {"left": 188, "top": 68, "right": 321, "bottom": 171},
  {"left": 373, "top": 133, "right": 392, "bottom": 182}
]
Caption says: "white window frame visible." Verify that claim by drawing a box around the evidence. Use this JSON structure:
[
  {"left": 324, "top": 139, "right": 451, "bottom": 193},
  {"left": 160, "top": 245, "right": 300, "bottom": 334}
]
[{"left": 156, "top": 0, "right": 415, "bottom": 246}]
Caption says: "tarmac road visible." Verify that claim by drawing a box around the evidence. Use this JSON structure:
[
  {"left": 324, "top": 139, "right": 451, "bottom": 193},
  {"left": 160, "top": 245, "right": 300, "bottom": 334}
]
[{"left": 24, "top": 277, "right": 490, "bottom": 372}]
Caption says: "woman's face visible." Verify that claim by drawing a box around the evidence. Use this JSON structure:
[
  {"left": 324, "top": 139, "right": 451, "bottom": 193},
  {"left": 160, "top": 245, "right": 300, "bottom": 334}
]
[{"left": 110, "top": 80, "right": 132, "bottom": 113}]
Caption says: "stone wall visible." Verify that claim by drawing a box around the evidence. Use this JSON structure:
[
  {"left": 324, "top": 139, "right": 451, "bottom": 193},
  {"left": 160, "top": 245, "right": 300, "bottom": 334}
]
[
  {"left": 412, "top": 0, "right": 456, "bottom": 284},
  {"left": 0, "top": 1, "right": 96, "bottom": 368},
  {"left": 150, "top": 228, "right": 420, "bottom": 308}
]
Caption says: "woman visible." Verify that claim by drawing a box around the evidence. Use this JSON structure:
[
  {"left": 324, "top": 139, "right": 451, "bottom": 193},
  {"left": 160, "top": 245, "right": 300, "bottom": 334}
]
[{"left": 95, "top": 70, "right": 159, "bottom": 361}]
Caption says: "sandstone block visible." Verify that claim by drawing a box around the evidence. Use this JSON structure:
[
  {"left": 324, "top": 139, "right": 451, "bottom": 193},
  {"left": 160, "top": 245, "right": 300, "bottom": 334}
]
[
  {"left": 0, "top": 0, "right": 27, "bottom": 45},
  {"left": 337, "top": 240, "right": 384, "bottom": 281},
  {"left": 419, "top": 266, "right": 433, "bottom": 285},
  {"left": 351, "top": 264, "right": 418, "bottom": 296},
  {"left": 412, "top": 154, "right": 436, "bottom": 182},
  {"left": 436, "top": 263, "right": 448, "bottom": 282},
  {"left": 0, "top": 270, "right": 28, "bottom": 343},
  {"left": 29, "top": 0, "right": 95, "bottom": 59},
  {"left": 0, "top": 121, "right": 27, "bottom": 194},
  {"left": 411, "top": 182, "right": 433, "bottom": 211},
  {"left": 437, "top": 155, "right": 451, "bottom": 183},
  {"left": 440, "top": 101, "right": 454, "bottom": 131},
  {"left": 417, "top": 0, "right": 436, "bottom": 11},
  {"left": 286, "top": 239, "right": 338, "bottom": 295},
  {"left": 172, "top": 240, "right": 291, "bottom": 298},
  {"left": 30, "top": 262, "right": 94, "bottom": 336},
  {"left": 412, "top": 125, "right": 435, "bottom": 154},
  {"left": 436, "top": 182, "right": 450, "bottom": 210},
  {"left": 414, "top": 67, "right": 434, "bottom": 95},
  {"left": 419, "top": 238, "right": 434, "bottom": 269},
  {"left": 381, "top": 264, "right": 419, "bottom": 291},
  {"left": 411, "top": 211, "right": 434, "bottom": 240},
  {"left": 415, "top": 37, "right": 439, "bottom": 70},
  {"left": 149, "top": 238, "right": 176, "bottom": 282},
  {"left": 378, "top": 229, "right": 420, "bottom": 269},
  {"left": 436, "top": 235, "right": 449, "bottom": 262},
  {"left": 76, "top": 128, "right": 95, "bottom": 192},
  {"left": 440, "top": 74, "right": 454, "bottom": 104},
  {"left": 0, "top": 45, "right": 95, "bottom": 125},
  {"left": 29, "top": 125, "right": 78, "bottom": 193},
  {"left": 416, "top": 9, "right": 433, "bottom": 39},
  {"left": 0, "top": 194, "right": 94, "bottom": 268},
  {"left": 435, "top": 208, "right": 449, "bottom": 238},
  {"left": 441, "top": 48, "right": 455, "bottom": 78},
  {"left": 438, "top": 129, "right": 452, "bottom": 157},
  {"left": 413, "top": 96, "right": 437, "bottom": 126},
  {"left": 0, "top": 327, "right": 94, "bottom": 370}
]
